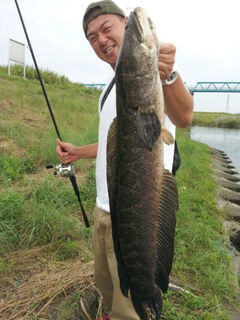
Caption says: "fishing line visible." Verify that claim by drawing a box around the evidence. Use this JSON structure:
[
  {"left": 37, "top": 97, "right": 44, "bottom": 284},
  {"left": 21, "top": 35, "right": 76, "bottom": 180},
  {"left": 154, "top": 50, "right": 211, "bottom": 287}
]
[
  {"left": 75, "top": 110, "right": 99, "bottom": 145},
  {"left": 14, "top": 0, "right": 90, "bottom": 228}
]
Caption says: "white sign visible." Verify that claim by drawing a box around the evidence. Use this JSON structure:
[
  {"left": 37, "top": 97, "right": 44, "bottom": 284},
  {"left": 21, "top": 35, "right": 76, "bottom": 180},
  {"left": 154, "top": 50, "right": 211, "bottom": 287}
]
[
  {"left": 9, "top": 39, "right": 25, "bottom": 64},
  {"left": 8, "top": 39, "right": 26, "bottom": 78}
]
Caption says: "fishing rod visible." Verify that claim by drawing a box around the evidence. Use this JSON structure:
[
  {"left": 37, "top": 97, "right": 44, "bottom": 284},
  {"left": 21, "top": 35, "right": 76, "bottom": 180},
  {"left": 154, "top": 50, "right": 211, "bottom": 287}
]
[{"left": 14, "top": 0, "right": 90, "bottom": 228}]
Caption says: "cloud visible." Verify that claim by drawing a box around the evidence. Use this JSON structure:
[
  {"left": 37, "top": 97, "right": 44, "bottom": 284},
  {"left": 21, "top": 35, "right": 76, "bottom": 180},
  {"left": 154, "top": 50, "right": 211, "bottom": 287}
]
[{"left": 0, "top": 0, "right": 239, "bottom": 113}]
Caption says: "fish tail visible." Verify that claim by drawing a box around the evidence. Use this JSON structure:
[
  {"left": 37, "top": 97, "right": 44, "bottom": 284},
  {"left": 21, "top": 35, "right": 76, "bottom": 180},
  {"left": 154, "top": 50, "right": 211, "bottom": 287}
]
[{"left": 131, "top": 289, "right": 163, "bottom": 320}]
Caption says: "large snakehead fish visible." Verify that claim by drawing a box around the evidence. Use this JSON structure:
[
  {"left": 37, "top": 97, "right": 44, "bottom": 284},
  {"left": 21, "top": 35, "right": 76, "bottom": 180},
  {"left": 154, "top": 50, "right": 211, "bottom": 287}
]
[{"left": 106, "top": 7, "right": 179, "bottom": 320}]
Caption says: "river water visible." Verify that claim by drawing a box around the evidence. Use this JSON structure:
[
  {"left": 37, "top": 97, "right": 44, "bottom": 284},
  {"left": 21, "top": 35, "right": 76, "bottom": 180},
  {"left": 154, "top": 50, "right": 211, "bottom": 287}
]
[{"left": 190, "top": 126, "right": 240, "bottom": 174}]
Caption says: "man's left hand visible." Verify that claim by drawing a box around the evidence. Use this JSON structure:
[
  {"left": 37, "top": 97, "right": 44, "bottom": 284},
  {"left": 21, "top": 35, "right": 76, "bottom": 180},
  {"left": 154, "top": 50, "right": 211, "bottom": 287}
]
[{"left": 158, "top": 42, "right": 176, "bottom": 80}]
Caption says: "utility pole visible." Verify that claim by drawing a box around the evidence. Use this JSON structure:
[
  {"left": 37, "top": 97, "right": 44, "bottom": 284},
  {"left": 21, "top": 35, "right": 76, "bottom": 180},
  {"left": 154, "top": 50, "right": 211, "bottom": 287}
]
[{"left": 225, "top": 94, "right": 229, "bottom": 113}]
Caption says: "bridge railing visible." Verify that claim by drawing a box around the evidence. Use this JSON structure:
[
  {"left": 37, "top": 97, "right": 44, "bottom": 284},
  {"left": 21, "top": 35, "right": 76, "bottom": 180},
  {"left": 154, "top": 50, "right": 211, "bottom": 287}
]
[
  {"left": 84, "top": 82, "right": 240, "bottom": 93},
  {"left": 185, "top": 82, "right": 240, "bottom": 93},
  {"left": 84, "top": 83, "right": 105, "bottom": 90}
]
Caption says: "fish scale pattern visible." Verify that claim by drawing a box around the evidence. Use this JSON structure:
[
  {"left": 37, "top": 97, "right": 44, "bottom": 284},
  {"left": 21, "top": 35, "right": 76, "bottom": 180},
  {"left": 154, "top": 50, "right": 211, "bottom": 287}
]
[{"left": 106, "top": 6, "right": 178, "bottom": 320}]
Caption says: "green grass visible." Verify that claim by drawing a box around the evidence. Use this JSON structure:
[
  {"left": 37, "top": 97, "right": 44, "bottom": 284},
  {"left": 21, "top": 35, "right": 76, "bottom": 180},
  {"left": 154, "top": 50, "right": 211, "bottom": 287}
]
[
  {"left": 0, "top": 64, "right": 239, "bottom": 319},
  {"left": 160, "top": 128, "right": 238, "bottom": 319},
  {"left": 193, "top": 111, "right": 240, "bottom": 128}
]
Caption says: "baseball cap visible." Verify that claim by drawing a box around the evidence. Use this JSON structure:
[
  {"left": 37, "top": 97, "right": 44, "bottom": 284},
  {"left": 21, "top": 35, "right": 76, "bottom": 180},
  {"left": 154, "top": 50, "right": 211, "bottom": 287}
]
[{"left": 82, "top": 0, "right": 125, "bottom": 38}]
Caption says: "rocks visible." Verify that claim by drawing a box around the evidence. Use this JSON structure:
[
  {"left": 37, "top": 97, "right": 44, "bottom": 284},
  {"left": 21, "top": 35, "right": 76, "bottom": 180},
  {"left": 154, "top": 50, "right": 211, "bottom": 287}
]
[
  {"left": 211, "top": 148, "right": 240, "bottom": 294},
  {"left": 211, "top": 148, "right": 240, "bottom": 212},
  {"left": 213, "top": 169, "right": 240, "bottom": 182},
  {"left": 218, "top": 187, "right": 240, "bottom": 205},
  {"left": 215, "top": 177, "right": 240, "bottom": 192},
  {"left": 217, "top": 197, "right": 240, "bottom": 220}
]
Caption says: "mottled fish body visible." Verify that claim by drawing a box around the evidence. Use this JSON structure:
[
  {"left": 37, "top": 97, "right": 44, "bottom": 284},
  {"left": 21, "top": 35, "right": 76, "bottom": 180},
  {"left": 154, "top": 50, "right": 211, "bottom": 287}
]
[{"left": 107, "top": 7, "right": 178, "bottom": 320}]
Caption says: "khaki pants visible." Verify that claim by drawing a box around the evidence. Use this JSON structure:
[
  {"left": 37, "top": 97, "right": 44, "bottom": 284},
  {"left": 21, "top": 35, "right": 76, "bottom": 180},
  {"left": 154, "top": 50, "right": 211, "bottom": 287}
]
[{"left": 92, "top": 206, "right": 140, "bottom": 320}]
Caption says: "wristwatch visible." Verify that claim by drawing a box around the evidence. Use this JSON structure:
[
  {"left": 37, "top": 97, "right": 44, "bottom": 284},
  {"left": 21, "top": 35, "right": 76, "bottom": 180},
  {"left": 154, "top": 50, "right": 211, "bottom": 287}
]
[{"left": 161, "top": 70, "right": 179, "bottom": 85}]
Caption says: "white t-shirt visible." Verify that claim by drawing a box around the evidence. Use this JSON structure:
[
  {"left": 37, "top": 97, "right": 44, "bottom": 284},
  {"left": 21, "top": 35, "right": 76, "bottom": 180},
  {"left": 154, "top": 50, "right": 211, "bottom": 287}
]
[{"left": 96, "top": 73, "right": 176, "bottom": 212}]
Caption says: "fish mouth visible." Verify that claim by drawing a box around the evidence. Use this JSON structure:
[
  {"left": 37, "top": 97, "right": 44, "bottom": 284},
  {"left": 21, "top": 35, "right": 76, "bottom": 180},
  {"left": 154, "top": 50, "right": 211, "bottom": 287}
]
[
  {"left": 131, "top": 7, "right": 154, "bottom": 44},
  {"left": 125, "top": 8, "right": 144, "bottom": 43}
]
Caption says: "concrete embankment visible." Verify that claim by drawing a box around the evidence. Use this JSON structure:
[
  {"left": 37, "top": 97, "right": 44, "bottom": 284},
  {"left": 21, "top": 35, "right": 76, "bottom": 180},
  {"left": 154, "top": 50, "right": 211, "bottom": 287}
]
[
  {"left": 211, "top": 148, "right": 240, "bottom": 218},
  {"left": 210, "top": 148, "right": 240, "bottom": 297}
]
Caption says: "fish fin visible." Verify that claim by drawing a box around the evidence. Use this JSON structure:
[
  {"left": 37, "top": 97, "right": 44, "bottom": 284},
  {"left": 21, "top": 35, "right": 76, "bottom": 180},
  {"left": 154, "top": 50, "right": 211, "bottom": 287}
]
[
  {"left": 137, "top": 110, "right": 161, "bottom": 150},
  {"left": 106, "top": 117, "right": 130, "bottom": 297},
  {"left": 155, "top": 169, "right": 178, "bottom": 293},
  {"left": 131, "top": 289, "right": 163, "bottom": 320},
  {"left": 161, "top": 127, "right": 175, "bottom": 145},
  {"left": 106, "top": 117, "right": 118, "bottom": 208}
]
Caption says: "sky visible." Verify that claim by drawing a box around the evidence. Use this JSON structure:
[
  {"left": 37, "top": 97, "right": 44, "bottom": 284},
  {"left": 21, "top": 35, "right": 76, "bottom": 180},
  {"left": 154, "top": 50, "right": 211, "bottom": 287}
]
[{"left": 0, "top": 0, "right": 240, "bottom": 114}]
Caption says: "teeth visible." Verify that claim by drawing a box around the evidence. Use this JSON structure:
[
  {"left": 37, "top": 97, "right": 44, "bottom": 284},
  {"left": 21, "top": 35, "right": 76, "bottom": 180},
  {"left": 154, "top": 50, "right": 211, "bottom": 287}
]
[{"left": 106, "top": 46, "right": 113, "bottom": 53}]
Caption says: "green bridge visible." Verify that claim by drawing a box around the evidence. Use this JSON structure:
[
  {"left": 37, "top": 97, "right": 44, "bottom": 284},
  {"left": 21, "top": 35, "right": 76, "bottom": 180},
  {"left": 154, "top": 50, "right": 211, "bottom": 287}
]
[{"left": 84, "top": 82, "right": 240, "bottom": 94}]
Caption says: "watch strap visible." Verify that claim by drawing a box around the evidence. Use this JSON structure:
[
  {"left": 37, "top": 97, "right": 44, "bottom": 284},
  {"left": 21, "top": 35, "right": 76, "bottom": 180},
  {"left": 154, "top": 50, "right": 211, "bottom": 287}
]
[{"left": 161, "top": 70, "right": 179, "bottom": 86}]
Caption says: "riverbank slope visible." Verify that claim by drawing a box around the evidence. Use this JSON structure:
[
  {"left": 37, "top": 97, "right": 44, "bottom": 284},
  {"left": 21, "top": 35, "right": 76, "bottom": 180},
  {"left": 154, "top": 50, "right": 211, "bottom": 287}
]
[
  {"left": 192, "top": 111, "right": 240, "bottom": 128},
  {"left": 0, "top": 72, "right": 240, "bottom": 319}
]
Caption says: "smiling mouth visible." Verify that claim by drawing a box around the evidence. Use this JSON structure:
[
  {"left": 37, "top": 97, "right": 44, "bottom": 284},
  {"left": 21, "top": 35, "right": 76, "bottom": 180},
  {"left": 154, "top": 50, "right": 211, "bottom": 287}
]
[{"left": 105, "top": 45, "right": 115, "bottom": 54}]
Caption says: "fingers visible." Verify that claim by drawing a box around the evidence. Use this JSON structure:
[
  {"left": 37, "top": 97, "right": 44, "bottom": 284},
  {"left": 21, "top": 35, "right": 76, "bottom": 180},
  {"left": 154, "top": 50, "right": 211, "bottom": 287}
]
[
  {"left": 60, "top": 154, "right": 70, "bottom": 164},
  {"left": 56, "top": 138, "right": 70, "bottom": 163},
  {"left": 56, "top": 139, "right": 64, "bottom": 156},
  {"left": 55, "top": 139, "right": 79, "bottom": 163},
  {"left": 159, "top": 42, "right": 176, "bottom": 54},
  {"left": 57, "top": 149, "right": 71, "bottom": 164},
  {"left": 158, "top": 42, "right": 176, "bottom": 80},
  {"left": 56, "top": 138, "right": 66, "bottom": 151}
]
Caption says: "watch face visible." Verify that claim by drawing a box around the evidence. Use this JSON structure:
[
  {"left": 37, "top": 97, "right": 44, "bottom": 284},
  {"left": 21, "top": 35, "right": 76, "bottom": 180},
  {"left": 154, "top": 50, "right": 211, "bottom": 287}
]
[
  {"left": 169, "top": 71, "right": 176, "bottom": 81},
  {"left": 162, "top": 70, "right": 178, "bottom": 85}
]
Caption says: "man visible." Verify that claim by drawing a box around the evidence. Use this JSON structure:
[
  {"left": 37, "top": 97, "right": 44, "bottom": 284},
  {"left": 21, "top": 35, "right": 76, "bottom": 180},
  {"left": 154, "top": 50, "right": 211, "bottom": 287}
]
[{"left": 56, "top": 1, "right": 193, "bottom": 319}]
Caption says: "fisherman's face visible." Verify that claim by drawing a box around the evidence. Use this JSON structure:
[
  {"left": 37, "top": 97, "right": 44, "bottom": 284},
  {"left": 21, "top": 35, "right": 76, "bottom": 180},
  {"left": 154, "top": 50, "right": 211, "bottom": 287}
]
[{"left": 87, "top": 14, "right": 127, "bottom": 70}]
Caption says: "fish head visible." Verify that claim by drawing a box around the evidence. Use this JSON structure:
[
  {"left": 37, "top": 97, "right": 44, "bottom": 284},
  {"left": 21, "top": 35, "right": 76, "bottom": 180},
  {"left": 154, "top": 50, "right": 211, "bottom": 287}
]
[{"left": 116, "top": 7, "right": 161, "bottom": 108}]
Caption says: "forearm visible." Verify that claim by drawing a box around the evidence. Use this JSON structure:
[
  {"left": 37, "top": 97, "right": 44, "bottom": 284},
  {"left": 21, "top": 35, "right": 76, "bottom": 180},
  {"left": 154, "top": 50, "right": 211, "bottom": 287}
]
[
  {"left": 163, "top": 75, "right": 194, "bottom": 128},
  {"left": 77, "top": 142, "right": 98, "bottom": 159}
]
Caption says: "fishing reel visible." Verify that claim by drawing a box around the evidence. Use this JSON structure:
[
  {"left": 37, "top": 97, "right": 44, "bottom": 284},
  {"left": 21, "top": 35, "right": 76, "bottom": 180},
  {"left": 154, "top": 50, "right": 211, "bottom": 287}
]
[{"left": 46, "top": 163, "right": 75, "bottom": 178}]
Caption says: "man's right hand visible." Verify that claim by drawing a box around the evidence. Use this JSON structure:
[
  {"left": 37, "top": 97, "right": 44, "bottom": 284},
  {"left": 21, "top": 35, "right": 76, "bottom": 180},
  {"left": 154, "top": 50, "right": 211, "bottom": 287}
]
[{"left": 56, "top": 138, "right": 80, "bottom": 164}]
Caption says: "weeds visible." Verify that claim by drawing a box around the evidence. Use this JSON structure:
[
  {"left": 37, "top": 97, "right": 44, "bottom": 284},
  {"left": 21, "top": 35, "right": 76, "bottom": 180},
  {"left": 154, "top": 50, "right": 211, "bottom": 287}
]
[
  {"left": 192, "top": 112, "right": 240, "bottom": 128},
  {"left": 0, "top": 65, "right": 239, "bottom": 319}
]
